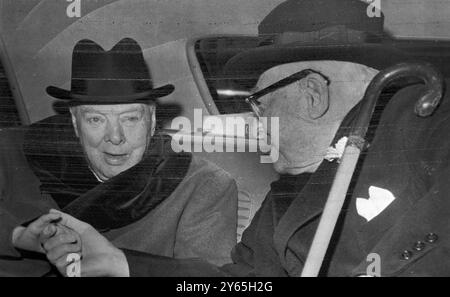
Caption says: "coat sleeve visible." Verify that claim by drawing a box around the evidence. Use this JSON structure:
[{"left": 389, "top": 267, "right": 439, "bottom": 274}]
[
  {"left": 0, "top": 129, "right": 54, "bottom": 276},
  {"left": 220, "top": 204, "right": 266, "bottom": 276},
  {"left": 0, "top": 130, "right": 22, "bottom": 258},
  {"left": 124, "top": 249, "right": 228, "bottom": 277},
  {"left": 221, "top": 192, "right": 290, "bottom": 277},
  {"left": 123, "top": 191, "right": 276, "bottom": 277},
  {"left": 173, "top": 169, "right": 238, "bottom": 266},
  {"left": 124, "top": 188, "right": 289, "bottom": 276},
  {"left": 122, "top": 194, "right": 270, "bottom": 277}
]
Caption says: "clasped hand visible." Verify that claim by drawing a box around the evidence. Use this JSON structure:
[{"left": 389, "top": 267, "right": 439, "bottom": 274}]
[{"left": 12, "top": 209, "right": 129, "bottom": 277}]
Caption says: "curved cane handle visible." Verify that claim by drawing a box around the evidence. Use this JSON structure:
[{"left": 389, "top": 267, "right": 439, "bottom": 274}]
[{"left": 352, "top": 62, "right": 444, "bottom": 139}]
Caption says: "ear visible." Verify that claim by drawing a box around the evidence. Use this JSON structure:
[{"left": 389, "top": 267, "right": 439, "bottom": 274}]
[
  {"left": 298, "top": 73, "right": 329, "bottom": 119},
  {"left": 69, "top": 107, "right": 80, "bottom": 138},
  {"left": 145, "top": 104, "right": 156, "bottom": 137},
  {"left": 150, "top": 107, "right": 156, "bottom": 137}
]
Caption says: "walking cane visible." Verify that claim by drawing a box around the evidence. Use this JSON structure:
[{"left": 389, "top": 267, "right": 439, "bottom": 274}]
[{"left": 300, "top": 62, "right": 445, "bottom": 277}]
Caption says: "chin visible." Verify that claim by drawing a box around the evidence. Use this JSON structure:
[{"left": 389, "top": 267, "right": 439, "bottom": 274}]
[
  {"left": 273, "top": 159, "right": 322, "bottom": 175},
  {"left": 97, "top": 164, "right": 130, "bottom": 180},
  {"left": 272, "top": 161, "right": 290, "bottom": 175},
  {"left": 109, "top": 164, "right": 133, "bottom": 177}
]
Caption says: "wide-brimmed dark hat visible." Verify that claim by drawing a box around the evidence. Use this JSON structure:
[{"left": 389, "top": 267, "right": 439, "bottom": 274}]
[
  {"left": 222, "top": 0, "right": 450, "bottom": 86},
  {"left": 46, "top": 38, "right": 174, "bottom": 105},
  {"left": 223, "top": 41, "right": 450, "bottom": 83},
  {"left": 258, "top": 0, "right": 386, "bottom": 40}
]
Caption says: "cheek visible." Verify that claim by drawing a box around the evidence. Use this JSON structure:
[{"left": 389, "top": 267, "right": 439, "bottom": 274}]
[
  {"left": 278, "top": 122, "right": 294, "bottom": 150},
  {"left": 79, "top": 126, "right": 104, "bottom": 149},
  {"left": 265, "top": 93, "right": 297, "bottom": 119},
  {"left": 263, "top": 104, "right": 295, "bottom": 146},
  {"left": 287, "top": 96, "right": 309, "bottom": 121},
  {"left": 278, "top": 116, "right": 307, "bottom": 156},
  {"left": 124, "top": 123, "right": 150, "bottom": 149}
]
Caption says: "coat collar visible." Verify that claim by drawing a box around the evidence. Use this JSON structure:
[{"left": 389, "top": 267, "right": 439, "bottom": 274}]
[{"left": 273, "top": 158, "right": 339, "bottom": 271}]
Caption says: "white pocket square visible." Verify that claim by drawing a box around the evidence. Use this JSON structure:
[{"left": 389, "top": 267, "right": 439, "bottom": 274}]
[{"left": 356, "top": 186, "right": 396, "bottom": 222}]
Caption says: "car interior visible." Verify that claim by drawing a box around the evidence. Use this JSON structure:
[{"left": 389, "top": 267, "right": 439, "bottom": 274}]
[{"left": 2, "top": 1, "right": 450, "bottom": 244}]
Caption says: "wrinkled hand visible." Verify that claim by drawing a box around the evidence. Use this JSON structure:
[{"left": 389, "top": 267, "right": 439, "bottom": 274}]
[
  {"left": 12, "top": 212, "right": 62, "bottom": 253},
  {"left": 39, "top": 223, "right": 82, "bottom": 276},
  {"left": 48, "top": 209, "right": 130, "bottom": 277}
]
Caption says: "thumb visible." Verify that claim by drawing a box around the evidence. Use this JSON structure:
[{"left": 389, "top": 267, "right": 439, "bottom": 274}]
[
  {"left": 49, "top": 209, "right": 91, "bottom": 234},
  {"left": 30, "top": 212, "right": 61, "bottom": 233}
]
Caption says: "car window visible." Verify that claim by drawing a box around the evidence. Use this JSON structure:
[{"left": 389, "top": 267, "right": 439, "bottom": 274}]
[
  {"left": 194, "top": 36, "right": 262, "bottom": 114},
  {"left": 0, "top": 60, "right": 20, "bottom": 127},
  {"left": 194, "top": 36, "right": 429, "bottom": 116}
]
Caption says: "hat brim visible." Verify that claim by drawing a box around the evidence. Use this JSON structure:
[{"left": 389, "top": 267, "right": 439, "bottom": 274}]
[
  {"left": 46, "top": 84, "right": 175, "bottom": 105},
  {"left": 222, "top": 39, "right": 450, "bottom": 82}
]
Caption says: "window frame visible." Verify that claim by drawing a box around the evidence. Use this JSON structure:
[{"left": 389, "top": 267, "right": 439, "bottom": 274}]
[
  {"left": 186, "top": 34, "right": 262, "bottom": 115},
  {"left": 186, "top": 36, "right": 220, "bottom": 115},
  {"left": 0, "top": 35, "right": 29, "bottom": 125}
]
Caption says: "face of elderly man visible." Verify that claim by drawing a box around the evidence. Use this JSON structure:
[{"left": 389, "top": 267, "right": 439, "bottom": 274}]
[
  {"left": 256, "top": 61, "right": 378, "bottom": 174},
  {"left": 70, "top": 103, "right": 155, "bottom": 181}
]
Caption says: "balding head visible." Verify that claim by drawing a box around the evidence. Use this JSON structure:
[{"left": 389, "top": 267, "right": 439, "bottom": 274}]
[{"left": 256, "top": 60, "right": 378, "bottom": 121}]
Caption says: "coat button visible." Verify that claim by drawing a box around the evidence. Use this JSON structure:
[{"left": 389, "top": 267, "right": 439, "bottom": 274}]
[
  {"left": 413, "top": 241, "right": 426, "bottom": 251},
  {"left": 401, "top": 250, "right": 413, "bottom": 260},
  {"left": 425, "top": 233, "right": 438, "bottom": 243}
]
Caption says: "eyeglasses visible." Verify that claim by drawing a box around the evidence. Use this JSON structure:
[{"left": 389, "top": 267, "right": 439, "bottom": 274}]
[{"left": 244, "top": 68, "right": 330, "bottom": 118}]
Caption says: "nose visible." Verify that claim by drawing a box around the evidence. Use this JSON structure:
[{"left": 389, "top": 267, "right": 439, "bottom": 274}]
[
  {"left": 257, "top": 92, "right": 272, "bottom": 105},
  {"left": 104, "top": 120, "right": 125, "bottom": 145},
  {"left": 246, "top": 97, "right": 263, "bottom": 118},
  {"left": 256, "top": 96, "right": 271, "bottom": 116}
]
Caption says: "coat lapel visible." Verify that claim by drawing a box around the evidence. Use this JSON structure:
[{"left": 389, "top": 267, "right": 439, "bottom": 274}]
[
  {"left": 273, "top": 159, "right": 339, "bottom": 269},
  {"left": 349, "top": 99, "right": 432, "bottom": 253},
  {"left": 350, "top": 173, "right": 426, "bottom": 254}
]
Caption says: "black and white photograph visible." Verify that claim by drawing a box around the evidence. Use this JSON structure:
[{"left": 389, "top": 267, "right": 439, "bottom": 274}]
[{"left": 1, "top": 0, "right": 450, "bottom": 283}]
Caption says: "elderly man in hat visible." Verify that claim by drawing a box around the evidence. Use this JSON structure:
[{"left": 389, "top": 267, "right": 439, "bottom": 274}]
[
  {"left": 22, "top": 0, "right": 450, "bottom": 276},
  {"left": 0, "top": 38, "right": 238, "bottom": 276}
]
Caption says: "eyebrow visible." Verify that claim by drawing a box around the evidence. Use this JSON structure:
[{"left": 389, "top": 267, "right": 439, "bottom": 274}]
[
  {"left": 79, "top": 106, "right": 144, "bottom": 115},
  {"left": 245, "top": 68, "right": 330, "bottom": 118},
  {"left": 254, "top": 68, "right": 330, "bottom": 99}
]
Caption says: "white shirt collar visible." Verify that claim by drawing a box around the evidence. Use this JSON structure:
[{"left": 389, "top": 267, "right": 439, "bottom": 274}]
[{"left": 89, "top": 166, "right": 105, "bottom": 183}]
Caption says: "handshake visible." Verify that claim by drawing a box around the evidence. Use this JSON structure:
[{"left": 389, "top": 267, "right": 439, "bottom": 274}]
[{"left": 11, "top": 209, "right": 130, "bottom": 277}]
